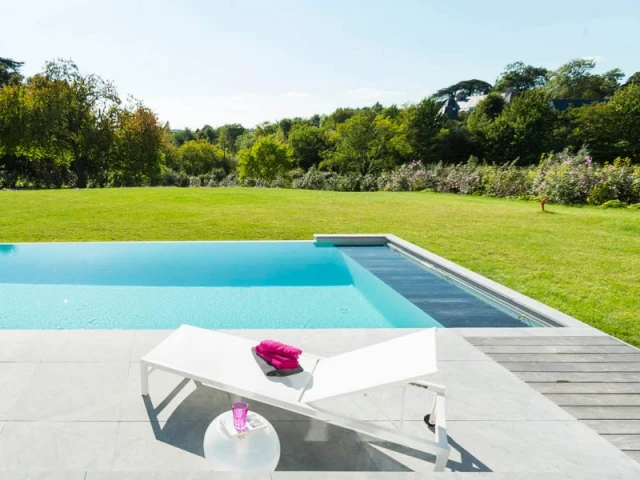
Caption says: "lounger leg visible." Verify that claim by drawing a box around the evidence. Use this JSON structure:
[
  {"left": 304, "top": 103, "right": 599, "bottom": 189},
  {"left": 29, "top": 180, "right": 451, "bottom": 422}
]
[
  {"left": 141, "top": 361, "right": 149, "bottom": 396},
  {"left": 399, "top": 385, "right": 406, "bottom": 431},
  {"left": 434, "top": 448, "right": 449, "bottom": 472},
  {"left": 427, "top": 393, "right": 438, "bottom": 426}
]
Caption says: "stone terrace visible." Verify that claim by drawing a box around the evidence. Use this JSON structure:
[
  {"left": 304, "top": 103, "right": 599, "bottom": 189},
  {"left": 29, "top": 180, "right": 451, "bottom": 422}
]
[{"left": 1, "top": 325, "right": 640, "bottom": 479}]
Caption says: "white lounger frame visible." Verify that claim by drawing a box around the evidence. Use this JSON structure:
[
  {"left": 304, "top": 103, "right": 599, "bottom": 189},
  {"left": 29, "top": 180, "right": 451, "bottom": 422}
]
[{"left": 141, "top": 326, "right": 450, "bottom": 471}]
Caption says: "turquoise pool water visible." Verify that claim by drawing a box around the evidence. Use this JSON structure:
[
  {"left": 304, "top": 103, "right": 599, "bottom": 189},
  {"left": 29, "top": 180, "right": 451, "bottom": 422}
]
[{"left": 0, "top": 242, "right": 442, "bottom": 329}]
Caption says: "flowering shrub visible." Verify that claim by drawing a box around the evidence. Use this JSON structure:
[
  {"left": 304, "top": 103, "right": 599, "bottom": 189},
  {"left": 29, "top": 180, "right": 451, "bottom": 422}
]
[
  {"left": 153, "top": 148, "right": 640, "bottom": 207},
  {"left": 534, "top": 148, "right": 600, "bottom": 204},
  {"left": 385, "top": 161, "right": 434, "bottom": 191},
  {"left": 437, "top": 161, "right": 483, "bottom": 194},
  {"left": 481, "top": 161, "right": 535, "bottom": 198}
]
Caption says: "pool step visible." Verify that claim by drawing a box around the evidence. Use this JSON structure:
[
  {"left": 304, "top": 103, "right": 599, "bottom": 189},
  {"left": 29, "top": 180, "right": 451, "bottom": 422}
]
[{"left": 340, "top": 246, "right": 528, "bottom": 328}]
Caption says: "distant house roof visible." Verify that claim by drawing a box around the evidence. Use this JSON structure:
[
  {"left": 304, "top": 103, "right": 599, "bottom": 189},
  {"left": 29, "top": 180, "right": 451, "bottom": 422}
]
[
  {"left": 548, "top": 98, "right": 607, "bottom": 111},
  {"left": 439, "top": 89, "right": 513, "bottom": 119}
]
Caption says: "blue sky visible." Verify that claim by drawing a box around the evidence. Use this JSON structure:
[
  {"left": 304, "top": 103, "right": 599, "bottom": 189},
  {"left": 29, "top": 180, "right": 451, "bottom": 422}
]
[{"left": 3, "top": 0, "right": 639, "bottom": 128}]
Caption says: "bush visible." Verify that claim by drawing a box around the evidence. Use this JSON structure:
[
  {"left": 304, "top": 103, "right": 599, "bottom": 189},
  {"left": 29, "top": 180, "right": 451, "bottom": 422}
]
[
  {"left": 438, "top": 161, "right": 483, "bottom": 195},
  {"left": 293, "top": 166, "right": 331, "bottom": 190},
  {"left": 482, "top": 161, "right": 535, "bottom": 198},
  {"left": 534, "top": 148, "right": 599, "bottom": 204},
  {"left": 628, "top": 203, "right": 640, "bottom": 210},
  {"left": 188, "top": 176, "right": 201, "bottom": 187},
  {"left": 385, "top": 161, "right": 433, "bottom": 191},
  {"left": 218, "top": 173, "right": 239, "bottom": 187},
  {"left": 360, "top": 173, "right": 379, "bottom": 192},
  {"left": 599, "top": 200, "right": 627, "bottom": 209}
]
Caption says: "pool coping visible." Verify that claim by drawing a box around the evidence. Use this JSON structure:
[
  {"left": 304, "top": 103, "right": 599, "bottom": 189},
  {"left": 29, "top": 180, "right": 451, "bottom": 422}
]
[{"left": 314, "top": 233, "right": 595, "bottom": 331}]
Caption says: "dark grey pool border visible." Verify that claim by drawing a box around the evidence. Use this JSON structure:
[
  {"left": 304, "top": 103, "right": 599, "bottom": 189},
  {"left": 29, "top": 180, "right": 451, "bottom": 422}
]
[{"left": 314, "top": 233, "right": 589, "bottom": 329}]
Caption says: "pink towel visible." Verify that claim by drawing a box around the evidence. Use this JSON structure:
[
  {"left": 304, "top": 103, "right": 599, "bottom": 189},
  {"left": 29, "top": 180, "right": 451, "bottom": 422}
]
[
  {"left": 256, "top": 349, "right": 300, "bottom": 370},
  {"left": 258, "top": 340, "right": 302, "bottom": 359}
]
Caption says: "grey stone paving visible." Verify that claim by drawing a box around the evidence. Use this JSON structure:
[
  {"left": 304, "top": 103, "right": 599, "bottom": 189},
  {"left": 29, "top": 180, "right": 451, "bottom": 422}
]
[
  {"left": 1, "top": 329, "right": 640, "bottom": 479},
  {"left": 466, "top": 335, "right": 640, "bottom": 465}
]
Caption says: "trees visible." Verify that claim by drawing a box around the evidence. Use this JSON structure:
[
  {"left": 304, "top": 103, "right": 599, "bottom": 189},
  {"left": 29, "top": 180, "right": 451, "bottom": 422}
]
[
  {"left": 434, "top": 79, "right": 493, "bottom": 100},
  {"left": 494, "top": 61, "right": 548, "bottom": 92},
  {"left": 35, "top": 59, "right": 121, "bottom": 187},
  {"left": 288, "top": 125, "right": 326, "bottom": 170},
  {"left": 546, "top": 59, "right": 624, "bottom": 99},
  {"left": 0, "top": 58, "right": 23, "bottom": 87},
  {"left": 470, "top": 90, "right": 555, "bottom": 164},
  {"left": 217, "top": 123, "right": 246, "bottom": 160},
  {"left": 623, "top": 72, "right": 640, "bottom": 88},
  {"left": 237, "top": 136, "right": 290, "bottom": 181},
  {"left": 195, "top": 124, "right": 217, "bottom": 144},
  {"left": 606, "top": 84, "right": 640, "bottom": 162},
  {"left": 405, "top": 98, "right": 448, "bottom": 163},
  {"left": 111, "top": 104, "right": 163, "bottom": 186},
  {"left": 323, "top": 112, "right": 410, "bottom": 175},
  {"left": 178, "top": 140, "right": 227, "bottom": 176}
]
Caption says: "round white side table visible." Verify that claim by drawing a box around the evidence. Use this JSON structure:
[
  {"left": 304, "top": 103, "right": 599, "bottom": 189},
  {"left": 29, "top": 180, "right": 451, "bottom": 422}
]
[{"left": 203, "top": 410, "right": 280, "bottom": 471}]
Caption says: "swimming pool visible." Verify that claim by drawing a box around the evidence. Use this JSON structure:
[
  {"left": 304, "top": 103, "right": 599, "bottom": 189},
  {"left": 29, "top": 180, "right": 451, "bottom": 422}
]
[{"left": 0, "top": 241, "right": 543, "bottom": 329}]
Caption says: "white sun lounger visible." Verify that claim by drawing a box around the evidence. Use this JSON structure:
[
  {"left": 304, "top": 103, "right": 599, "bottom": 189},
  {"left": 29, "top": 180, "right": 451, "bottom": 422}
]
[{"left": 141, "top": 325, "right": 450, "bottom": 471}]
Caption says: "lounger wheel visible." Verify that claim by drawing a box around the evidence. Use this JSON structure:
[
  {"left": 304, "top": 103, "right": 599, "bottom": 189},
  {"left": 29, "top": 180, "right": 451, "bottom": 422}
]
[{"left": 424, "top": 414, "right": 435, "bottom": 427}]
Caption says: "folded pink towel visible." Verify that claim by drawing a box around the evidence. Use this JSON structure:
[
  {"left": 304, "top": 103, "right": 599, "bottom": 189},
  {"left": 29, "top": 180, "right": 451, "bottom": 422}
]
[
  {"left": 256, "top": 349, "right": 300, "bottom": 370},
  {"left": 257, "top": 340, "right": 302, "bottom": 359}
]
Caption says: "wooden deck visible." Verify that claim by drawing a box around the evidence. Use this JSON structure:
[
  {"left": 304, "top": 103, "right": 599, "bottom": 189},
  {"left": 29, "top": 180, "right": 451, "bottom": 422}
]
[{"left": 465, "top": 335, "right": 640, "bottom": 463}]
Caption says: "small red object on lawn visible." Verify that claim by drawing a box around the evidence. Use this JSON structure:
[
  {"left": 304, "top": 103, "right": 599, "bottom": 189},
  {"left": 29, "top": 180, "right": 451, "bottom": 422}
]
[{"left": 541, "top": 196, "right": 550, "bottom": 211}]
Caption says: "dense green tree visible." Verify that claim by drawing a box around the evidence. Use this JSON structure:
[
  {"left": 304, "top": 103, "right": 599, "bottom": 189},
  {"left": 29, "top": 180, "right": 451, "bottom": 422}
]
[
  {"left": 178, "top": 139, "right": 226, "bottom": 175},
  {"left": 217, "top": 123, "right": 246, "bottom": 159},
  {"left": 322, "top": 112, "right": 410, "bottom": 174},
  {"left": 623, "top": 72, "right": 640, "bottom": 88},
  {"left": 111, "top": 103, "right": 163, "bottom": 186},
  {"left": 405, "top": 98, "right": 448, "bottom": 162},
  {"left": 278, "top": 118, "right": 294, "bottom": 139},
  {"left": 237, "top": 136, "right": 290, "bottom": 181},
  {"left": 195, "top": 124, "right": 217, "bottom": 144},
  {"left": 474, "top": 90, "right": 555, "bottom": 164},
  {"left": 566, "top": 102, "right": 616, "bottom": 161},
  {"left": 0, "top": 58, "right": 23, "bottom": 87},
  {"left": 172, "top": 128, "right": 195, "bottom": 147},
  {"left": 474, "top": 93, "right": 506, "bottom": 120},
  {"left": 607, "top": 84, "right": 640, "bottom": 162},
  {"left": 494, "top": 62, "right": 548, "bottom": 92},
  {"left": 434, "top": 79, "right": 492, "bottom": 100},
  {"left": 288, "top": 124, "right": 326, "bottom": 170},
  {"left": 546, "top": 59, "right": 624, "bottom": 99}
]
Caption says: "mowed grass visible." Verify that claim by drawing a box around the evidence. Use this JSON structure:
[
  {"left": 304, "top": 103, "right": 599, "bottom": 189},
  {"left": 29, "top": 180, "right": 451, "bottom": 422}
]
[{"left": 2, "top": 188, "right": 639, "bottom": 345}]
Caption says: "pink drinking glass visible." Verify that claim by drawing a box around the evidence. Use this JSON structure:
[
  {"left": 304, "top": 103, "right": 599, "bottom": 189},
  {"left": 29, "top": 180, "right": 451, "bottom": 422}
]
[{"left": 232, "top": 401, "right": 249, "bottom": 431}]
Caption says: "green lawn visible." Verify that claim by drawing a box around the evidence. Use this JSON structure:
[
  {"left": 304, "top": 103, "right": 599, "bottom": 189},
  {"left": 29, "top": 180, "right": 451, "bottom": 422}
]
[{"left": 2, "top": 188, "right": 639, "bottom": 345}]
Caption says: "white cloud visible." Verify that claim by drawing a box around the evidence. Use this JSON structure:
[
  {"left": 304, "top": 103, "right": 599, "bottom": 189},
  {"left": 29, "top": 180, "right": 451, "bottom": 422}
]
[
  {"left": 583, "top": 55, "right": 604, "bottom": 62},
  {"left": 345, "top": 87, "right": 404, "bottom": 99},
  {"left": 285, "top": 91, "right": 311, "bottom": 98}
]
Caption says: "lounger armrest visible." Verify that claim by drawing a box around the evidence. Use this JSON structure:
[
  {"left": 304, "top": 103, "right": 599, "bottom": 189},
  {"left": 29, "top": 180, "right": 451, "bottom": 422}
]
[{"left": 409, "top": 380, "right": 446, "bottom": 395}]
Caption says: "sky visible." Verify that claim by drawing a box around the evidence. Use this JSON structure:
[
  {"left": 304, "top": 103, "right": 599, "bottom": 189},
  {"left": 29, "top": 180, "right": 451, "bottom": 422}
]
[{"left": 2, "top": 0, "right": 640, "bottom": 129}]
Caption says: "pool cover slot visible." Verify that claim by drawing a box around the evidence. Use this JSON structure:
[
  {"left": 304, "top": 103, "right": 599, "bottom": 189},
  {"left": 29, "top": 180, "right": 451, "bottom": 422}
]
[{"left": 387, "top": 243, "right": 561, "bottom": 328}]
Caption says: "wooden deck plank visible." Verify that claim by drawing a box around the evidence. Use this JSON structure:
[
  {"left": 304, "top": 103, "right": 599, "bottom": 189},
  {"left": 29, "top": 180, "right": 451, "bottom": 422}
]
[
  {"left": 582, "top": 420, "right": 640, "bottom": 435},
  {"left": 486, "top": 353, "right": 640, "bottom": 363},
  {"left": 466, "top": 336, "right": 624, "bottom": 346},
  {"left": 546, "top": 394, "right": 640, "bottom": 406},
  {"left": 515, "top": 371, "right": 640, "bottom": 383},
  {"left": 530, "top": 383, "right": 640, "bottom": 394},
  {"left": 499, "top": 362, "right": 640, "bottom": 373},
  {"left": 564, "top": 406, "right": 640, "bottom": 420},
  {"left": 479, "top": 345, "right": 638, "bottom": 354},
  {"left": 601, "top": 435, "right": 640, "bottom": 450}
]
